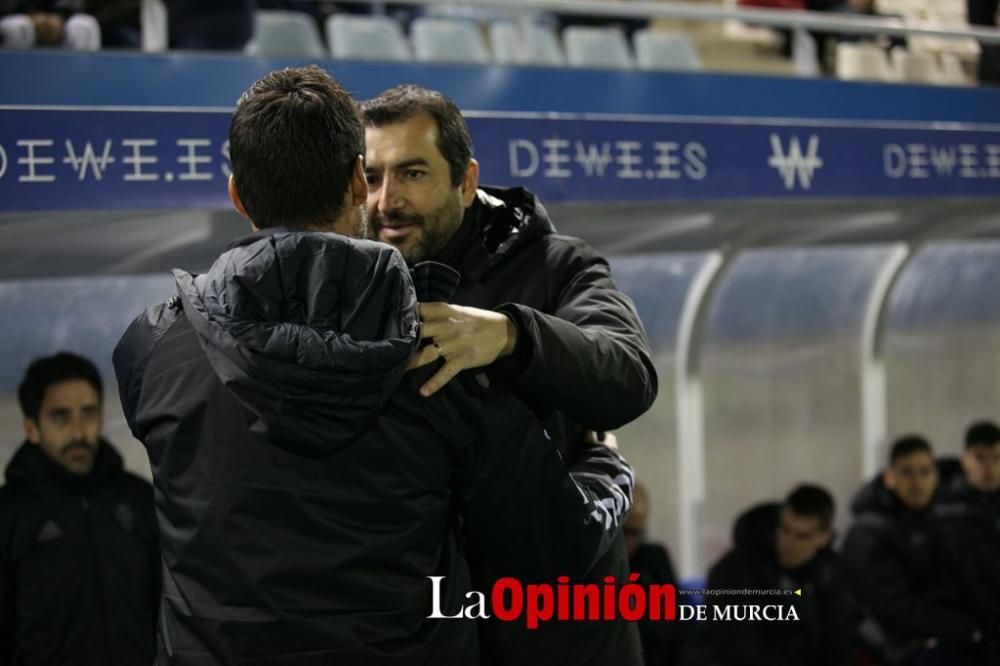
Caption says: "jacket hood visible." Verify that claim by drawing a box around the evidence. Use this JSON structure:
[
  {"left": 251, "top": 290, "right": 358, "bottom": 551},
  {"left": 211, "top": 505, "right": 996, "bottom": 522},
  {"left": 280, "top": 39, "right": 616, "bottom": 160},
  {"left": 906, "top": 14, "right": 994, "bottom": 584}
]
[
  {"left": 174, "top": 230, "right": 420, "bottom": 458},
  {"left": 473, "top": 186, "right": 555, "bottom": 268},
  {"left": 850, "top": 473, "right": 900, "bottom": 516},
  {"left": 5, "top": 438, "right": 123, "bottom": 493},
  {"left": 733, "top": 501, "right": 780, "bottom": 556}
]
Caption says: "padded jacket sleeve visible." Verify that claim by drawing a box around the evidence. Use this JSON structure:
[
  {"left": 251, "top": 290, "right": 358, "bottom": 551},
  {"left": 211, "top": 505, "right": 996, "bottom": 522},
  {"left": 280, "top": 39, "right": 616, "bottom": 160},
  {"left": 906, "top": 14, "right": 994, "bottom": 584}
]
[
  {"left": 443, "top": 381, "right": 635, "bottom": 580},
  {"left": 496, "top": 236, "right": 658, "bottom": 431}
]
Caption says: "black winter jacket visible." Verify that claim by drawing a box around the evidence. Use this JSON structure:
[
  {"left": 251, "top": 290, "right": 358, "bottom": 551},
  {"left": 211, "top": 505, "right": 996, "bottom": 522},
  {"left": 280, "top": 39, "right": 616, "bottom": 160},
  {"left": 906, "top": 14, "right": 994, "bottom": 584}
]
[
  {"left": 113, "top": 230, "right": 635, "bottom": 666},
  {"left": 0, "top": 441, "right": 159, "bottom": 666},
  {"left": 841, "top": 475, "right": 983, "bottom": 659},
  {"left": 699, "top": 503, "right": 854, "bottom": 666},
  {"left": 433, "top": 186, "right": 654, "bottom": 666}
]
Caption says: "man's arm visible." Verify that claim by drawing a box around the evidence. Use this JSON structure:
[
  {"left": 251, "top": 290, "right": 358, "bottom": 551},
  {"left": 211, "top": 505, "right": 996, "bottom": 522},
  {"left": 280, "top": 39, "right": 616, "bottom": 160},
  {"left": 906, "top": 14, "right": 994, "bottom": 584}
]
[
  {"left": 414, "top": 237, "right": 658, "bottom": 431},
  {"left": 497, "top": 238, "right": 657, "bottom": 429},
  {"left": 449, "top": 386, "right": 634, "bottom": 580}
]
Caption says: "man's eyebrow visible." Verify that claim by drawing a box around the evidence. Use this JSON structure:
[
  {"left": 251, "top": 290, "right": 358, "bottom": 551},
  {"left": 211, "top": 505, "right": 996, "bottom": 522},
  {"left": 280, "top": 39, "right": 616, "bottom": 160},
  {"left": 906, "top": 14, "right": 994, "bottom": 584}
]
[{"left": 393, "top": 158, "right": 431, "bottom": 170}]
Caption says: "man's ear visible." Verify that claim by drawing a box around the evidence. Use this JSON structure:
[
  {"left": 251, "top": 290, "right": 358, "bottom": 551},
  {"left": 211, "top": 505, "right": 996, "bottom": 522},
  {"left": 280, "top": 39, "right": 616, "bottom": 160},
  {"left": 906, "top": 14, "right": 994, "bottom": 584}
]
[
  {"left": 882, "top": 468, "right": 895, "bottom": 489},
  {"left": 459, "top": 159, "right": 479, "bottom": 208},
  {"left": 24, "top": 418, "right": 40, "bottom": 445},
  {"left": 350, "top": 155, "right": 367, "bottom": 206},
  {"left": 228, "top": 175, "right": 251, "bottom": 221}
]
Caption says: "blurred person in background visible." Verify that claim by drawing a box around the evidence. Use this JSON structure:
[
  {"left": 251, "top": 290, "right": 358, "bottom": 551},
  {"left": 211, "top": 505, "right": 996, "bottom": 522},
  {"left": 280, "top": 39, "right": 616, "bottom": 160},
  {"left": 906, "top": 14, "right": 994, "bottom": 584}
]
[
  {"left": 969, "top": 0, "right": 1000, "bottom": 84},
  {"left": 362, "top": 84, "right": 658, "bottom": 666},
  {"left": 0, "top": 352, "right": 158, "bottom": 666},
  {"left": 166, "top": 0, "right": 254, "bottom": 50},
  {"left": 626, "top": 479, "right": 683, "bottom": 666},
  {"left": 936, "top": 421, "right": 1000, "bottom": 659},
  {"left": 843, "top": 435, "right": 993, "bottom": 666},
  {"left": 690, "top": 484, "right": 853, "bottom": 666}
]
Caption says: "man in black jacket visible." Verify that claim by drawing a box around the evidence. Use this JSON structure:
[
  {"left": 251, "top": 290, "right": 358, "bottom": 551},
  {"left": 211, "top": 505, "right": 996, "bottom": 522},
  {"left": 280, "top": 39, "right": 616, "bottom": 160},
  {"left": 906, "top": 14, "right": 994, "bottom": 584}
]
[
  {"left": 362, "top": 84, "right": 657, "bottom": 666},
  {"left": 937, "top": 422, "right": 1000, "bottom": 656},
  {"left": 842, "top": 435, "right": 990, "bottom": 665},
  {"left": 0, "top": 352, "right": 158, "bottom": 666},
  {"left": 696, "top": 484, "right": 853, "bottom": 666},
  {"left": 113, "top": 66, "right": 635, "bottom": 666}
]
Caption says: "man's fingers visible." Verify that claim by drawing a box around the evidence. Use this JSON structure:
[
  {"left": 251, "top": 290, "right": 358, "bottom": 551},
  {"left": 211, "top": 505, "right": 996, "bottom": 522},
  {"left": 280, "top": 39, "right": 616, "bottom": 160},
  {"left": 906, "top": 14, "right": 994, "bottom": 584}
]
[
  {"left": 407, "top": 345, "right": 439, "bottom": 370},
  {"left": 418, "top": 320, "right": 457, "bottom": 341},
  {"left": 419, "top": 359, "right": 464, "bottom": 397},
  {"left": 417, "top": 302, "right": 452, "bottom": 320}
]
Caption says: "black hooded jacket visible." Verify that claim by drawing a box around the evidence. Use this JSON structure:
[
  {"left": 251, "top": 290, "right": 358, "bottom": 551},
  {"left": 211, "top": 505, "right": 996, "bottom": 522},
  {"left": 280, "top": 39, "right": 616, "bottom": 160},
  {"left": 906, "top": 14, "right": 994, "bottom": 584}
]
[
  {"left": 113, "top": 230, "right": 635, "bottom": 665},
  {"left": 436, "top": 186, "right": 657, "bottom": 446},
  {"left": 0, "top": 440, "right": 158, "bottom": 666},
  {"left": 841, "top": 475, "right": 983, "bottom": 656},
  {"left": 432, "top": 186, "right": 655, "bottom": 666},
  {"left": 698, "top": 503, "right": 853, "bottom": 666}
]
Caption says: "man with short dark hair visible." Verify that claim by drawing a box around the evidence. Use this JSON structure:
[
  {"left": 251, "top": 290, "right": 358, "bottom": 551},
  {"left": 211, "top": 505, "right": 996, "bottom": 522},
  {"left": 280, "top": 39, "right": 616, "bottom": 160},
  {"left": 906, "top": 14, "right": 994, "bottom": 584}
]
[
  {"left": 362, "top": 83, "right": 656, "bottom": 666},
  {"left": 937, "top": 421, "right": 1000, "bottom": 661},
  {"left": 114, "top": 66, "right": 635, "bottom": 665},
  {"left": 696, "top": 484, "right": 853, "bottom": 666},
  {"left": 0, "top": 352, "right": 158, "bottom": 665},
  {"left": 843, "top": 435, "right": 991, "bottom": 665}
]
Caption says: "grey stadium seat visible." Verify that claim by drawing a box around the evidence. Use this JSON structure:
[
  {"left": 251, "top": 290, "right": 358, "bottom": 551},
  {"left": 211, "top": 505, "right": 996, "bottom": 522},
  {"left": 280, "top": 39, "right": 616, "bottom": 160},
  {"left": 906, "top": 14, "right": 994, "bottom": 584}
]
[
  {"left": 326, "top": 14, "right": 410, "bottom": 61},
  {"left": 489, "top": 21, "right": 564, "bottom": 66},
  {"left": 245, "top": 10, "right": 326, "bottom": 58},
  {"left": 563, "top": 25, "right": 632, "bottom": 70},
  {"left": 633, "top": 28, "right": 703, "bottom": 71},
  {"left": 410, "top": 17, "right": 491, "bottom": 64}
]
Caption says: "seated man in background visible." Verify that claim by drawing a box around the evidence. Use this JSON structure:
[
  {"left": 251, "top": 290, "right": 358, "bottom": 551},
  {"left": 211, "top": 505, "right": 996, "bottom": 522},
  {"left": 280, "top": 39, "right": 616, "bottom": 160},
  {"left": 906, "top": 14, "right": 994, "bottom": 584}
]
[
  {"left": 626, "top": 480, "right": 683, "bottom": 666},
  {"left": 0, "top": 352, "right": 159, "bottom": 665},
  {"left": 696, "top": 484, "right": 853, "bottom": 666},
  {"left": 937, "top": 421, "right": 1000, "bottom": 654},
  {"left": 363, "top": 84, "right": 657, "bottom": 666},
  {"left": 843, "top": 435, "right": 991, "bottom": 666},
  {"left": 114, "top": 65, "right": 635, "bottom": 665}
]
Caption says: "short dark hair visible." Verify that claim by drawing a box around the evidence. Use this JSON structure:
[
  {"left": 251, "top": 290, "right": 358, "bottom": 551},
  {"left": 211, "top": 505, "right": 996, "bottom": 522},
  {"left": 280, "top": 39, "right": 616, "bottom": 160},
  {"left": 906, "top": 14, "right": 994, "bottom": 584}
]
[
  {"left": 229, "top": 65, "right": 364, "bottom": 230},
  {"left": 784, "top": 484, "right": 835, "bottom": 531},
  {"left": 965, "top": 420, "right": 1000, "bottom": 449},
  {"left": 360, "top": 85, "right": 472, "bottom": 187},
  {"left": 889, "top": 435, "right": 933, "bottom": 464},
  {"left": 18, "top": 352, "right": 103, "bottom": 421}
]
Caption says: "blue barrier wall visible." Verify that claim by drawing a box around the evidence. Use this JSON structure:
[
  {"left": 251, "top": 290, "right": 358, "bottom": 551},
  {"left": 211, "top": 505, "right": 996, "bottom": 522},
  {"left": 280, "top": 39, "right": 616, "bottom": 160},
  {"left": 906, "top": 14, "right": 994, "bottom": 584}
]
[{"left": 3, "top": 51, "right": 1000, "bottom": 209}]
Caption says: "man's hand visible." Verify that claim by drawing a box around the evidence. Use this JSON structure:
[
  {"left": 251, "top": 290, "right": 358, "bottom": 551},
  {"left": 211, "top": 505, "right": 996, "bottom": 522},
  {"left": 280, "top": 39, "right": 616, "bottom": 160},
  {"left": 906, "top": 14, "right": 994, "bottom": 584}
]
[{"left": 409, "top": 303, "right": 518, "bottom": 397}]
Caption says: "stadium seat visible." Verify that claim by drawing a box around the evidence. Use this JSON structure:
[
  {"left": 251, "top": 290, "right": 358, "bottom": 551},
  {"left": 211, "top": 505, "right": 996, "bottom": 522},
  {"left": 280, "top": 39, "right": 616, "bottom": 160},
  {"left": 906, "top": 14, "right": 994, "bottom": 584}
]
[
  {"left": 326, "top": 14, "right": 410, "bottom": 61},
  {"left": 0, "top": 14, "right": 34, "bottom": 49},
  {"left": 891, "top": 47, "right": 938, "bottom": 84},
  {"left": 633, "top": 28, "right": 703, "bottom": 71},
  {"left": 63, "top": 13, "right": 101, "bottom": 51},
  {"left": 938, "top": 52, "right": 968, "bottom": 85},
  {"left": 411, "top": 18, "right": 491, "bottom": 64},
  {"left": 836, "top": 42, "right": 895, "bottom": 82},
  {"left": 489, "top": 21, "right": 564, "bottom": 66},
  {"left": 563, "top": 26, "right": 633, "bottom": 70},
  {"left": 245, "top": 10, "right": 326, "bottom": 58}
]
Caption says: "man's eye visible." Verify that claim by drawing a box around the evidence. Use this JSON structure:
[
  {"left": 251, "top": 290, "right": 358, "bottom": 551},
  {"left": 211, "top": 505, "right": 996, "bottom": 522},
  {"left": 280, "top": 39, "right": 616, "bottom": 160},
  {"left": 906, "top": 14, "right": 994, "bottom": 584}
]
[
  {"left": 404, "top": 170, "right": 426, "bottom": 180},
  {"left": 365, "top": 174, "right": 381, "bottom": 186}
]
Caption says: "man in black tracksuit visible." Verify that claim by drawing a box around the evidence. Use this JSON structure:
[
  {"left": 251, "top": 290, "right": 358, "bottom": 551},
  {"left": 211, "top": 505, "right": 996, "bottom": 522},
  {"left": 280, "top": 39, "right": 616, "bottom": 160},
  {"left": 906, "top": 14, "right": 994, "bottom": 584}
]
[
  {"left": 694, "top": 485, "right": 854, "bottom": 666},
  {"left": 937, "top": 422, "right": 1000, "bottom": 656},
  {"left": 362, "top": 85, "right": 657, "bottom": 666},
  {"left": 842, "top": 436, "right": 990, "bottom": 666},
  {"left": 0, "top": 352, "right": 158, "bottom": 666},
  {"left": 113, "top": 66, "right": 635, "bottom": 665}
]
